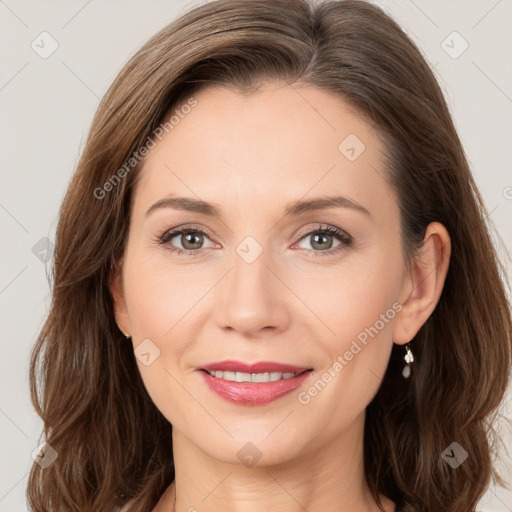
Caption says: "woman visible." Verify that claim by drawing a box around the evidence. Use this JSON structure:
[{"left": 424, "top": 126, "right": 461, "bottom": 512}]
[{"left": 26, "top": 0, "right": 511, "bottom": 511}]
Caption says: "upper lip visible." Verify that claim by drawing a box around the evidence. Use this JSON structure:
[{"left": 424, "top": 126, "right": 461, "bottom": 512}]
[{"left": 199, "top": 360, "right": 312, "bottom": 374}]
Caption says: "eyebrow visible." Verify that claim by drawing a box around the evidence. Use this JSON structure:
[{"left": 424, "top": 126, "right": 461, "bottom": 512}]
[{"left": 146, "top": 195, "right": 371, "bottom": 218}]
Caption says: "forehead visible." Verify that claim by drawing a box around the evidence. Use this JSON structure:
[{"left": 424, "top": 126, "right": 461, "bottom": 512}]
[{"left": 132, "top": 82, "right": 395, "bottom": 222}]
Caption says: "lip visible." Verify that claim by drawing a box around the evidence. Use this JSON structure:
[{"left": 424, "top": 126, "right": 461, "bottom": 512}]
[
  {"left": 197, "top": 360, "right": 313, "bottom": 405},
  {"left": 199, "top": 360, "right": 311, "bottom": 373}
]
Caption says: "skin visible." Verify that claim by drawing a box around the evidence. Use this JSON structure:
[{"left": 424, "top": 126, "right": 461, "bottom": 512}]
[{"left": 110, "top": 81, "right": 451, "bottom": 512}]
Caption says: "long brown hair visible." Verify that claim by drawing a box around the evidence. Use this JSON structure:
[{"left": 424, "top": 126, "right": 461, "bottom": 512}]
[{"left": 27, "top": 0, "right": 512, "bottom": 510}]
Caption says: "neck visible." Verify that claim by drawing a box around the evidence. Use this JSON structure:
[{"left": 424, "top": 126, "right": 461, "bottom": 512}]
[{"left": 167, "top": 411, "right": 390, "bottom": 512}]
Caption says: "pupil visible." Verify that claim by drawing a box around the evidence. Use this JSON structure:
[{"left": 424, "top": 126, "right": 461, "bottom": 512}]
[
  {"left": 183, "top": 232, "right": 202, "bottom": 249},
  {"left": 312, "top": 233, "right": 332, "bottom": 250},
  {"left": 179, "top": 232, "right": 334, "bottom": 251}
]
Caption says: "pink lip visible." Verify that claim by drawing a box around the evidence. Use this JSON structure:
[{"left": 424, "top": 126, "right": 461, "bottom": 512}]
[
  {"left": 199, "top": 360, "right": 310, "bottom": 373},
  {"left": 197, "top": 360, "right": 313, "bottom": 405}
]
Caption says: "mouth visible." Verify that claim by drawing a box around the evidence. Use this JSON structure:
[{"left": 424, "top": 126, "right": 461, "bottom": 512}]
[
  {"left": 202, "top": 369, "right": 305, "bottom": 383},
  {"left": 197, "top": 360, "right": 314, "bottom": 405}
]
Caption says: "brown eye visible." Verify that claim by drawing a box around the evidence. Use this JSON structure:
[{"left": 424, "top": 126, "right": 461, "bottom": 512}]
[
  {"left": 295, "top": 225, "right": 352, "bottom": 256},
  {"left": 178, "top": 231, "right": 204, "bottom": 250},
  {"left": 160, "top": 227, "right": 214, "bottom": 255},
  {"left": 309, "top": 232, "right": 335, "bottom": 251}
]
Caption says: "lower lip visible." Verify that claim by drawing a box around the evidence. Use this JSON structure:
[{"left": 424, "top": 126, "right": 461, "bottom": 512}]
[{"left": 198, "top": 370, "right": 313, "bottom": 405}]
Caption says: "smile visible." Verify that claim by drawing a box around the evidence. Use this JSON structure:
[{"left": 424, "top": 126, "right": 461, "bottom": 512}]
[
  {"left": 197, "top": 360, "right": 313, "bottom": 405},
  {"left": 204, "top": 370, "right": 301, "bottom": 382}
]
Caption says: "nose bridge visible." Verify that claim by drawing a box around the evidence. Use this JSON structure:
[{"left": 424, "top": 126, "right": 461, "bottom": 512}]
[{"left": 219, "top": 238, "right": 287, "bottom": 334}]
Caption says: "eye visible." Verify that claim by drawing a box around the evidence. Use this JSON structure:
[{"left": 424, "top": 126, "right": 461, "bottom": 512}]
[
  {"left": 159, "top": 226, "right": 215, "bottom": 256},
  {"left": 158, "top": 223, "right": 352, "bottom": 257},
  {"left": 294, "top": 224, "right": 352, "bottom": 256}
]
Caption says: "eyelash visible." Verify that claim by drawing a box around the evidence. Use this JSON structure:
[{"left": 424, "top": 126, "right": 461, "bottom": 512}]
[{"left": 158, "top": 224, "right": 353, "bottom": 258}]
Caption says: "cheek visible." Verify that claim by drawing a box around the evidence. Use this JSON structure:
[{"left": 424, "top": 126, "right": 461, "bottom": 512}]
[
  {"left": 300, "top": 248, "right": 402, "bottom": 349},
  {"left": 134, "top": 359, "right": 202, "bottom": 438},
  {"left": 123, "top": 248, "right": 207, "bottom": 339},
  {"left": 297, "top": 249, "right": 401, "bottom": 411},
  {"left": 123, "top": 261, "right": 197, "bottom": 425}
]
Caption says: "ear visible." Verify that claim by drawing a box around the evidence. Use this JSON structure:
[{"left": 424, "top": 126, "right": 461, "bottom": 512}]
[
  {"left": 109, "top": 260, "right": 131, "bottom": 338},
  {"left": 393, "top": 222, "right": 451, "bottom": 345}
]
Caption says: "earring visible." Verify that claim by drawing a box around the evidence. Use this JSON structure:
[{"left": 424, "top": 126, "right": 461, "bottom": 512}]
[
  {"left": 119, "top": 328, "right": 131, "bottom": 340},
  {"left": 402, "top": 342, "right": 414, "bottom": 379}
]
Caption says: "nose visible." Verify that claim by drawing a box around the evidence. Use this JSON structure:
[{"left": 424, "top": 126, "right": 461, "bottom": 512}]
[{"left": 218, "top": 245, "right": 291, "bottom": 338}]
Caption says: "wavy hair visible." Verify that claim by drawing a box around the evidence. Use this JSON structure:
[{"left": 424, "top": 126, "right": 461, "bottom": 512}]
[{"left": 27, "top": 0, "right": 511, "bottom": 510}]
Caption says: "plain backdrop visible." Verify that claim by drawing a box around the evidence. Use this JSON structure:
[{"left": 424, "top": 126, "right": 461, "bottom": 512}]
[{"left": 1, "top": 0, "right": 511, "bottom": 511}]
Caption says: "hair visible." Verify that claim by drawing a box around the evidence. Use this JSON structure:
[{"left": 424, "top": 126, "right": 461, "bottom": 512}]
[{"left": 27, "top": 0, "right": 511, "bottom": 511}]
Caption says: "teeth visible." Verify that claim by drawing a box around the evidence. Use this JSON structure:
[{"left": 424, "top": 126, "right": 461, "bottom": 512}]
[
  {"left": 206, "top": 370, "right": 300, "bottom": 382},
  {"left": 223, "top": 371, "right": 236, "bottom": 381},
  {"left": 252, "top": 372, "right": 269, "bottom": 382},
  {"left": 235, "top": 372, "right": 250, "bottom": 382}
]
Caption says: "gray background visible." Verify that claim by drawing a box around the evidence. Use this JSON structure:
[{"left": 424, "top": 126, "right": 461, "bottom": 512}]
[{"left": 1, "top": 0, "right": 511, "bottom": 510}]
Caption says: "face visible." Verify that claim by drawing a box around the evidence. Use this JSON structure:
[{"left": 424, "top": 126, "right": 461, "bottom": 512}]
[{"left": 112, "top": 81, "right": 412, "bottom": 465}]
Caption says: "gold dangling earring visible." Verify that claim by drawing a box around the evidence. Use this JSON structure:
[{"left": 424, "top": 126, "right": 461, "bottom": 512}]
[{"left": 402, "top": 342, "right": 414, "bottom": 379}]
